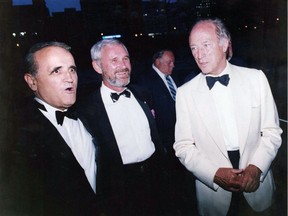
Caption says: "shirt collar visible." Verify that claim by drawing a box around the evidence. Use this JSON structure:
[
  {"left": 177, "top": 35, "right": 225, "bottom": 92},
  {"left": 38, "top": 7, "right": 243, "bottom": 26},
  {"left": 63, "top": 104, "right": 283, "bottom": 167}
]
[
  {"left": 100, "top": 83, "right": 129, "bottom": 104},
  {"left": 152, "top": 64, "right": 167, "bottom": 79},
  {"left": 34, "top": 97, "right": 67, "bottom": 122}
]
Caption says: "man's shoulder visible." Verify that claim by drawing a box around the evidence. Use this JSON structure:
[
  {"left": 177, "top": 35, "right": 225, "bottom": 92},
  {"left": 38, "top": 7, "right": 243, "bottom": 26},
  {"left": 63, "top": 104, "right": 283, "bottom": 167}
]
[
  {"left": 76, "top": 88, "right": 104, "bottom": 124},
  {"left": 15, "top": 96, "right": 43, "bottom": 125},
  {"left": 230, "top": 63, "right": 262, "bottom": 74},
  {"left": 137, "top": 69, "right": 162, "bottom": 83},
  {"left": 229, "top": 63, "right": 265, "bottom": 81},
  {"left": 128, "top": 84, "right": 152, "bottom": 101},
  {"left": 77, "top": 88, "right": 101, "bottom": 106}
]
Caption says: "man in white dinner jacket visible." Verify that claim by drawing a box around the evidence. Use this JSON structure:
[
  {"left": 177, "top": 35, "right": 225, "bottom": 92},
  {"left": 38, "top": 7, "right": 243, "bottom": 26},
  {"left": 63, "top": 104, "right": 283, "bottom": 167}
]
[{"left": 173, "top": 17, "right": 282, "bottom": 216}]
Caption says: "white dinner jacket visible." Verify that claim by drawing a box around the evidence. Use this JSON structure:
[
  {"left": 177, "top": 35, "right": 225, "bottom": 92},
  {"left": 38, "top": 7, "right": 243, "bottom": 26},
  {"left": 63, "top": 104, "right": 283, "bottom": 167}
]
[{"left": 174, "top": 62, "right": 282, "bottom": 216}]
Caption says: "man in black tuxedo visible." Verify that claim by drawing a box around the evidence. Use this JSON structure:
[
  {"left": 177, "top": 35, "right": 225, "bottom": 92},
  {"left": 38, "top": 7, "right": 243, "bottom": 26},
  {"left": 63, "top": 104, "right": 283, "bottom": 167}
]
[
  {"left": 78, "top": 39, "right": 168, "bottom": 216},
  {"left": 136, "top": 49, "right": 197, "bottom": 215},
  {"left": 10, "top": 42, "right": 99, "bottom": 216}
]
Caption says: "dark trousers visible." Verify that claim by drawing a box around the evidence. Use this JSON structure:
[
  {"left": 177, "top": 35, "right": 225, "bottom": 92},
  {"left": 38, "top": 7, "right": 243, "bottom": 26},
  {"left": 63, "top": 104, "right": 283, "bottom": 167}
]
[
  {"left": 105, "top": 153, "right": 165, "bottom": 216},
  {"left": 164, "top": 150, "right": 198, "bottom": 216},
  {"left": 226, "top": 151, "right": 274, "bottom": 216}
]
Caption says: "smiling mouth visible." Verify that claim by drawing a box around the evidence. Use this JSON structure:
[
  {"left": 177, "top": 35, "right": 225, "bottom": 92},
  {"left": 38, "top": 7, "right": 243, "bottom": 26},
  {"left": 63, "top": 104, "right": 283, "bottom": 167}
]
[{"left": 116, "top": 71, "right": 129, "bottom": 78}]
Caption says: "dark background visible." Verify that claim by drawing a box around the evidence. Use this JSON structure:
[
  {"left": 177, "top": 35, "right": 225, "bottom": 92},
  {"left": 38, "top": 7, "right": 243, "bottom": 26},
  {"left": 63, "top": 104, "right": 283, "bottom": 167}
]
[{"left": 0, "top": 0, "right": 286, "bottom": 215}]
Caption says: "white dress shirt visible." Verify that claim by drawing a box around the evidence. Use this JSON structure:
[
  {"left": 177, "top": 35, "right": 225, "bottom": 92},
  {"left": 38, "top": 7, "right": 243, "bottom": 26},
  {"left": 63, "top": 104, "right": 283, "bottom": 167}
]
[
  {"left": 100, "top": 84, "right": 155, "bottom": 164},
  {"left": 35, "top": 98, "right": 97, "bottom": 193},
  {"left": 207, "top": 64, "right": 239, "bottom": 151}
]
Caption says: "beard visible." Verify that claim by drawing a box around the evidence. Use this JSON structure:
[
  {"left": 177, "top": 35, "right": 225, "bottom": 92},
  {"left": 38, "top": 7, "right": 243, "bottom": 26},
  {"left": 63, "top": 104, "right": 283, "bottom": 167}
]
[{"left": 103, "top": 68, "right": 131, "bottom": 87}]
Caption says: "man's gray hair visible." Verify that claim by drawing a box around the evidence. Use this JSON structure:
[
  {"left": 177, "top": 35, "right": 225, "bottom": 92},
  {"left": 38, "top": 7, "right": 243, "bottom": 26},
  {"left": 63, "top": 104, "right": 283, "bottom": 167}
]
[{"left": 90, "top": 39, "right": 129, "bottom": 63}]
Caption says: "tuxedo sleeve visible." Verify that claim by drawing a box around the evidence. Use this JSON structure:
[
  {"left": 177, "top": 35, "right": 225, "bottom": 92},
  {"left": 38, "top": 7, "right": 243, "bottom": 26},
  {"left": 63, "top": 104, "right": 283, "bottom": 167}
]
[{"left": 249, "top": 70, "right": 282, "bottom": 180}]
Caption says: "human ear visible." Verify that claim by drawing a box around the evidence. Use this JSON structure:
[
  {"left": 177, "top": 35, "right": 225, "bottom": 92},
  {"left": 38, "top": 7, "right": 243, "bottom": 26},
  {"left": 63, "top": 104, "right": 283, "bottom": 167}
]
[
  {"left": 24, "top": 73, "right": 37, "bottom": 91},
  {"left": 221, "top": 38, "right": 229, "bottom": 53},
  {"left": 92, "top": 60, "right": 103, "bottom": 75},
  {"left": 155, "top": 58, "right": 161, "bottom": 67}
]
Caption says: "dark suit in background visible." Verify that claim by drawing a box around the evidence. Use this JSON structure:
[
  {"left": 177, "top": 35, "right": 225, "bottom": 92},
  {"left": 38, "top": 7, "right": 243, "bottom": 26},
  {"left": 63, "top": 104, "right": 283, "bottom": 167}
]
[
  {"left": 135, "top": 49, "right": 197, "bottom": 215},
  {"left": 137, "top": 67, "right": 180, "bottom": 153}
]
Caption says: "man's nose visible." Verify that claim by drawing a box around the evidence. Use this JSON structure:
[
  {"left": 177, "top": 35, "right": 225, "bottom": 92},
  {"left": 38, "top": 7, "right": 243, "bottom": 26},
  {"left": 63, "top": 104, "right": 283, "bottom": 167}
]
[
  {"left": 197, "top": 47, "right": 206, "bottom": 59},
  {"left": 64, "top": 71, "right": 75, "bottom": 82}
]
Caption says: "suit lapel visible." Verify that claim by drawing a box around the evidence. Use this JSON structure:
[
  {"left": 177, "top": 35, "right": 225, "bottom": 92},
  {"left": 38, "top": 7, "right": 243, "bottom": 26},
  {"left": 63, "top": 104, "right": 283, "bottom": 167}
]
[
  {"left": 134, "top": 92, "right": 160, "bottom": 145},
  {"left": 193, "top": 65, "right": 252, "bottom": 157},
  {"left": 91, "top": 90, "right": 124, "bottom": 163},
  {"left": 31, "top": 102, "right": 84, "bottom": 165},
  {"left": 152, "top": 70, "right": 172, "bottom": 97},
  {"left": 128, "top": 86, "right": 164, "bottom": 155},
  {"left": 193, "top": 75, "right": 228, "bottom": 156}
]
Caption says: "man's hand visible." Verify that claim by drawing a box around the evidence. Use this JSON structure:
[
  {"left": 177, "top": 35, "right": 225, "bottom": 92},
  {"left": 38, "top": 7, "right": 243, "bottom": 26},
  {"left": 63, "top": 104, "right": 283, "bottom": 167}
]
[
  {"left": 214, "top": 168, "right": 244, "bottom": 192},
  {"left": 240, "top": 164, "right": 261, "bottom": 192}
]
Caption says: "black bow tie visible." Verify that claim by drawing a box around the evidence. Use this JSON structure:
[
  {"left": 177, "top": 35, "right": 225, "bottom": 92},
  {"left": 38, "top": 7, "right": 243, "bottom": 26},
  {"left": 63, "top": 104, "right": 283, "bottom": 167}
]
[
  {"left": 110, "top": 90, "right": 131, "bottom": 102},
  {"left": 55, "top": 108, "right": 78, "bottom": 125},
  {"left": 206, "top": 74, "right": 230, "bottom": 90},
  {"left": 35, "top": 101, "right": 77, "bottom": 125}
]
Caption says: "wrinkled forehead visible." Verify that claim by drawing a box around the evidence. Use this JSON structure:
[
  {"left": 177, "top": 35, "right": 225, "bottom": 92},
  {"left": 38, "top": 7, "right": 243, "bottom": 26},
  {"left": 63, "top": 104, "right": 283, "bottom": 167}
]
[{"left": 34, "top": 46, "right": 75, "bottom": 72}]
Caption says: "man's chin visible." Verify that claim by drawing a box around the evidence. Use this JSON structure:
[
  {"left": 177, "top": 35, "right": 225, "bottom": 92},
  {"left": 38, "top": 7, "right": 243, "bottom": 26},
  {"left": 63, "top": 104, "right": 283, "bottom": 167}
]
[
  {"left": 63, "top": 100, "right": 76, "bottom": 108},
  {"left": 115, "top": 79, "right": 130, "bottom": 87}
]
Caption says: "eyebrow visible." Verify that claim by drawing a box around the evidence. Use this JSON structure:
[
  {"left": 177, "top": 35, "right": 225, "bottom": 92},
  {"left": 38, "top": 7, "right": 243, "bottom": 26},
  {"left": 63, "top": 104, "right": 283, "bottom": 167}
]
[
  {"left": 70, "top": 65, "right": 77, "bottom": 70},
  {"left": 49, "top": 65, "right": 77, "bottom": 74},
  {"left": 50, "top": 66, "right": 62, "bottom": 74}
]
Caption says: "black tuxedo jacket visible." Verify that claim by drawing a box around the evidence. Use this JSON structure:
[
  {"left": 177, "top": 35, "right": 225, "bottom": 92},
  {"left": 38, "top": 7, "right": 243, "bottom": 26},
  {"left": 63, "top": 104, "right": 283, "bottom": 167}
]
[
  {"left": 77, "top": 85, "right": 166, "bottom": 198},
  {"left": 11, "top": 98, "right": 98, "bottom": 216},
  {"left": 137, "top": 69, "right": 181, "bottom": 153}
]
